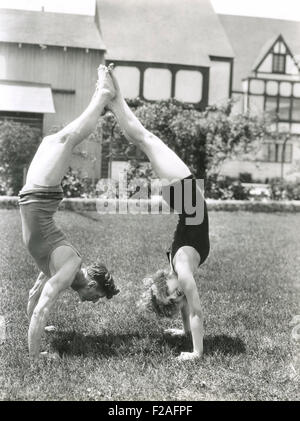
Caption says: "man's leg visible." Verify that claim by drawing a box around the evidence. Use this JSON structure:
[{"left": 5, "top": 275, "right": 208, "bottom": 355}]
[
  {"left": 52, "top": 65, "right": 115, "bottom": 148},
  {"left": 107, "top": 66, "right": 191, "bottom": 184},
  {"left": 26, "top": 65, "right": 115, "bottom": 186},
  {"left": 27, "top": 272, "right": 48, "bottom": 320}
]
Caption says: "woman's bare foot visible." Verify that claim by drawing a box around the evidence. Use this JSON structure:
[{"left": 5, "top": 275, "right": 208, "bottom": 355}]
[{"left": 105, "top": 63, "right": 123, "bottom": 112}]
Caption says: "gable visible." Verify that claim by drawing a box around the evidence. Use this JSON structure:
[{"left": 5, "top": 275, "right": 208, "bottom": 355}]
[
  {"left": 219, "top": 15, "right": 300, "bottom": 91},
  {"left": 253, "top": 35, "right": 300, "bottom": 76}
]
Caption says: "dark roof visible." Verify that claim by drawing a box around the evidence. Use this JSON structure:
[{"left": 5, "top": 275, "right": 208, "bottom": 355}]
[
  {"left": 0, "top": 8, "right": 106, "bottom": 50},
  {"left": 219, "top": 14, "right": 300, "bottom": 90},
  {"left": 96, "top": 0, "right": 234, "bottom": 67}
]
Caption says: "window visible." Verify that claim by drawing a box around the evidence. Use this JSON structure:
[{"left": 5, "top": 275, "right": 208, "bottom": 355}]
[
  {"left": 143, "top": 68, "right": 172, "bottom": 100},
  {"left": 266, "top": 80, "right": 278, "bottom": 95},
  {"left": 261, "top": 142, "right": 292, "bottom": 163},
  {"left": 175, "top": 70, "right": 202, "bottom": 103},
  {"left": 0, "top": 111, "right": 43, "bottom": 130},
  {"left": 250, "top": 79, "right": 264, "bottom": 95},
  {"left": 292, "top": 99, "right": 300, "bottom": 121},
  {"left": 278, "top": 97, "right": 290, "bottom": 120},
  {"left": 272, "top": 53, "right": 286, "bottom": 74},
  {"left": 265, "top": 96, "right": 277, "bottom": 114},
  {"left": 114, "top": 66, "right": 140, "bottom": 99}
]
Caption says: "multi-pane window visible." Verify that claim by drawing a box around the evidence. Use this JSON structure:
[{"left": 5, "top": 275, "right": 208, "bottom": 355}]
[
  {"left": 106, "top": 61, "right": 205, "bottom": 107},
  {"left": 261, "top": 142, "right": 292, "bottom": 163},
  {"left": 272, "top": 53, "right": 286, "bottom": 74}
]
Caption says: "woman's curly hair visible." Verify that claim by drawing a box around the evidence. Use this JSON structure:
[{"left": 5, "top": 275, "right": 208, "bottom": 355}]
[
  {"left": 87, "top": 262, "right": 119, "bottom": 299},
  {"left": 137, "top": 269, "right": 184, "bottom": 318}
]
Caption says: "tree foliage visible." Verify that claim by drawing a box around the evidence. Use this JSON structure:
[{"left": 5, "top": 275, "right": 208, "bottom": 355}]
[
  {"left": 0, "top": 121, "right": 41, "bottom": 194},
  {"left": 100, "top": 98, "right": 268, "bottom": 180}
]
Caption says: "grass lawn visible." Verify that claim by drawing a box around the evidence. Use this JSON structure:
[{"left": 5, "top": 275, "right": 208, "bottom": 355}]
[{"left": 0, "top": 209, "right": 299, "bottom": 401}]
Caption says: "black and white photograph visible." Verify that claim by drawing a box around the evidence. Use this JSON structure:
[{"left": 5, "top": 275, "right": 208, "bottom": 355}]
[{"left": 0, "top": 0, "right": 299, "bottom": 404}]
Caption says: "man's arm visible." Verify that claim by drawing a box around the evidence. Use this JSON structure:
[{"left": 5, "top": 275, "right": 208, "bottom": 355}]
[
  {"left": 27, "top": 272, "right": 48, "bottom": 321},
  {"left": 28, "top": 256, "right": 81, "bottom": 360}
]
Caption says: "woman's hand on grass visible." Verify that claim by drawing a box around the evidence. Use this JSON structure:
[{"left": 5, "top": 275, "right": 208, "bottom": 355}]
[{"left": 177, "top": 351, "right": 202, "bottom": 361}]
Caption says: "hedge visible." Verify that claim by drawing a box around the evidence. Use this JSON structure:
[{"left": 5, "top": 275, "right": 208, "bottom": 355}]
[{"left": 1, "top": 196, "right": 300, "bottom": 213}]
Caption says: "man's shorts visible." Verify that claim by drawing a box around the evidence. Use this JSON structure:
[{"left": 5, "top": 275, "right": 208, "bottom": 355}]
[
  {"left": 19, "top": 184, "right": 80, "bottom": 278},
  {"left": 162, "top": 174, "right": 210, "bottom": 268}
]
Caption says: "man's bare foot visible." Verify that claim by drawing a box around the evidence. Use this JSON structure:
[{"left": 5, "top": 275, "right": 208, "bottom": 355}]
[
  {"left": 40, "top": 351, "right": 60, "bottom": 360},
  {"left": 94, "top": 64, "right": 116, "bottom": 101}
]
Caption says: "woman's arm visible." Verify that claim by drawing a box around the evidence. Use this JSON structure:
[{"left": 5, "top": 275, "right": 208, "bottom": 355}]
[{"left": 174, "top": 256, "right": 204, "bottom": 361}]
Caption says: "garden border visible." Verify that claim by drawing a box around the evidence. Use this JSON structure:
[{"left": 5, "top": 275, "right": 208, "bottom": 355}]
[{"left": 1, "top": 196, "right": 300, "bottom": 212}]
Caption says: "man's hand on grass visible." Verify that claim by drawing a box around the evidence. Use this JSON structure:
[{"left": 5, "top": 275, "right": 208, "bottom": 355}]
[
  {"left": 44, "top": 325, "right": 56, "bottom": 332},
  {"left": 40, "top": 351, "right": 60, "bottom": 361},
  {"left": 177, "top": 351, "right": 202, "bottom": 361},
  {"left": 164, "top": 328, "right": 186, "bottom": 337}
]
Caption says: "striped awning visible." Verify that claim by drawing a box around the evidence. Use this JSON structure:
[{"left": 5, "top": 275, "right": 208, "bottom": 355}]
[{"left": 0, "top": 80, "right": 55, "bottom": 113}]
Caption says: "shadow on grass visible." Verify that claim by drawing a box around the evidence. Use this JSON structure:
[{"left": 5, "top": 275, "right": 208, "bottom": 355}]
[
  {"left": 161, "top": 333, "right": 246, "bottom": 356},
  {"left": 50, "top": 331, "right": 142, "bottom": 358},
  {"left": 50, "top": 330, "right": 246, "bottom": 358},
  {"left": 204, "top": 334, "right": 246, "bottom": 355}
]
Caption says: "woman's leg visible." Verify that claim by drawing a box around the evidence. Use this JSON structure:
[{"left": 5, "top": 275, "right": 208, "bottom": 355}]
[{"left": 107, "top": 66, "right": 191, "bottom": 183}]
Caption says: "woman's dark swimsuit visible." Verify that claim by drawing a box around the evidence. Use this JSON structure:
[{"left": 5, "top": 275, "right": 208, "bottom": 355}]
[
  {"left": 19, "top": 185, "right": 80, "bottom": 278},
  {"left": 162, "top": 174, "right": 210, "bottom": 268}
]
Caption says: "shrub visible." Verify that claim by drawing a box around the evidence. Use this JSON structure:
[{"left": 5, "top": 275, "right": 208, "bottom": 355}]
[
  {"left": 239, "top": 172, "right": 253, "bottom": 183},
  {"left": 0, "top": 121, "right": 41, "bottom": 195},
  {"left": 205, "top": 174, "right": 250, "bottom": 200},
  {"left": 269, "top": 178, "right": 300, "bottom": 201},
  {"left": 125, "top": 159, "right": 154, "bottom": 198},
  {"left": 61, "top": 167, "right": 93, "bottom": 198}
]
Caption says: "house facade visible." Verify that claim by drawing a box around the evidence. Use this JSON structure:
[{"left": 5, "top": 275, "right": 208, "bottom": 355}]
[
  {"left": 219, "top": 14, "right": 300, "bottom": 181},
  {"left": 0, "top": 8, "right": 106, "bottom": 179},
  {"left": 0, "top": 1, "right": 300, "bottom": 182}
]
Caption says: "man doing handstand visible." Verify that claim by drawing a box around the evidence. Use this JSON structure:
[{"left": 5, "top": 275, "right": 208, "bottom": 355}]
[{"left": 19, "top": 65, "right": 119, "bottom": 360}]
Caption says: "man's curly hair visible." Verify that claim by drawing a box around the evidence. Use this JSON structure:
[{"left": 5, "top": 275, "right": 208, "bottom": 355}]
[
  {"left": 137, "top": 269, "right": 184, "bottom": 318},
  {"left": 87, "top": 262, "right": 119, "bottom": 299}
]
